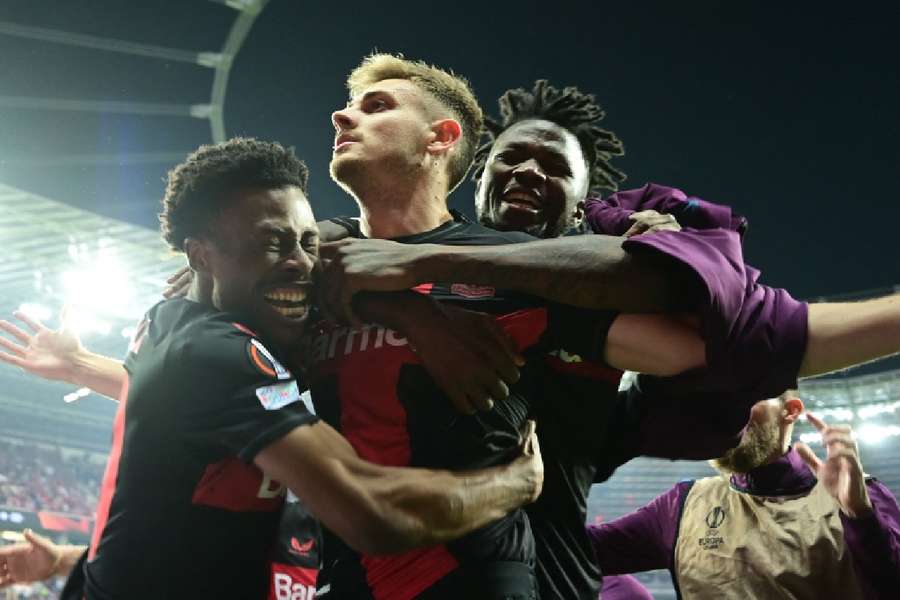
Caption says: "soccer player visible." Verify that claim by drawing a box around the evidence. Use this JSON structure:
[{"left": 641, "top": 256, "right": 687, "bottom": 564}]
[
  {"left": 0, "top": 138, "right": 544, "bottom": 599},
  {"left": 324, "top": 76, "right": 900, "bottom": 599}
]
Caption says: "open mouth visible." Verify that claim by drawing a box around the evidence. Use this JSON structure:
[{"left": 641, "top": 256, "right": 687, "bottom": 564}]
[
  {"left": 333, "top": 134, "right": 358, "bottom": 153},
  {"left": 263, "top": 286, "right": 311, "bottom": 320},
  {"left": 501, "top": 189, "right": 542, "bottom": 213}
]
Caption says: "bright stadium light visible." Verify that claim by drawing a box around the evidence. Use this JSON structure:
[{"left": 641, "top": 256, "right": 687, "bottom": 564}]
[
  {"left": 858, "top": 401, "right": 900, "bottom": 420},
  {"left": 61, "top": 254, "right": 134, "bottom": 315},
  {"left": 66, "top": 308, "right": 111, "bottom": 336},
  {"left": 121, "top": 325, "right": 136, "bottom": 339},
  {"left": 856, "top": 424, "right": 900, "bottom": 444},
  {"left": 17, "top": 302, "right": 52, "bottom": 322},
  {"left": 799, "top": 432, "right": 822, "bottom": 445},
  {"left": 817, "top": 407, "right": 854, "bottom": 422}
]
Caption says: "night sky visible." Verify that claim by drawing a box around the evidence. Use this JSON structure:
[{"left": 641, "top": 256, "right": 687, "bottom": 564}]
[{"left": 1, "top": 0, "right": 898, "bottom": 298}]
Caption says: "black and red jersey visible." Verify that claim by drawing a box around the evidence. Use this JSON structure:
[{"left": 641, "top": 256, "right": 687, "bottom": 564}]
[
  {"left": 78, "top": 298, "right": 318, "bottom": 600},
  {"left": 309, "top": 214, "right": 617, "bottom": 599},
  {"left": 268, "top": 494, "right": 321, "bottom": 600}
]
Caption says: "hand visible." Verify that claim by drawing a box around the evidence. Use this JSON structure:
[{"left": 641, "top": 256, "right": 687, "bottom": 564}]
[
  {"left": 0, "top": 530, "right": 62, "bottom": 587},
  {"left": 796, "top": 413, "right": 873, "bottom": 518},
  {"left": 623, "top": 210, "right": 682, "bottom": 237},
  {"left": 0, "top": 310, "right": 84, "bottom": 382},
  {"left": 510, "top": 420, "right": 543, "bottom": 503},
  {"left": 406, "top": 301, "right": 524, "bottom": 414},
  {"left": 319, "top": 239, "right": 430, "bottom": 324},
  {"left": 163, "top": 265, "right": 192, "bottom": 298}
]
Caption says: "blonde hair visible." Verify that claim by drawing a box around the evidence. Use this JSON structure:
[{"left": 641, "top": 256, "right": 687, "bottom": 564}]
[{"left": 347, "top": 53, "right": 484, "bottom": 192}]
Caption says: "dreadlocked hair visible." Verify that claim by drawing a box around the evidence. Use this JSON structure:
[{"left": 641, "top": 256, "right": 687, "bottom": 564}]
[
  {"left": 159, "top": 137, "right": 309, "bottom": 252},
  {"left": 471, "top": 80, "right": 626, "bottom": 193}
]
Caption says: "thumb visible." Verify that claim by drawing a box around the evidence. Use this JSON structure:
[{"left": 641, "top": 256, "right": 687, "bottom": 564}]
[
  {"left": 23, "top": 529, "right": 53, "bottom": 552},
  {"left": 795, "top": 442, "right": 823, "bottom": 474},
  {"left": 59, "top": 305, "right": 74, "bottom": 333}
]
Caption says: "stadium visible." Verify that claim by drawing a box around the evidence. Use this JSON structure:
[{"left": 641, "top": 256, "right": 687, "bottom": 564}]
[{"left": 1, "top": 2, "right": 898, "bottom": 599}]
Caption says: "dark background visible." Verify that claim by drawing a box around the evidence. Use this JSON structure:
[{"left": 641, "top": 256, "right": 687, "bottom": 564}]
[{"left": 1, "top": 0, "right": 898, "bottom": 298}]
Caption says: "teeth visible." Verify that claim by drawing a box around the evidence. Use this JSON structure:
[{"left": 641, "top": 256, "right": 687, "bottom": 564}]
[
  {"left": 504, "top": 191, "right": 540, "bottom": 208},
  {"left": 264, "top": 289, "right": 308, "bottom": 303},
  {"left": 272, "top": 305, "right": 308, "bottom": 318}
]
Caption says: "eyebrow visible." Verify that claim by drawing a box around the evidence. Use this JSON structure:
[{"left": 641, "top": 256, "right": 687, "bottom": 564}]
[{"left": 346, "top": 89, "right": 394, "bottom": 109}]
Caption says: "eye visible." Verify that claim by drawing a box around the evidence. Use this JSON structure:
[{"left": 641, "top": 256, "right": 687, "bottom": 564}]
[
  {"left": 365, "top": 97, "right": 389, "bottom": 113},
  {"left": 301, "top": 232, "right": 319, "bottom": 256}
]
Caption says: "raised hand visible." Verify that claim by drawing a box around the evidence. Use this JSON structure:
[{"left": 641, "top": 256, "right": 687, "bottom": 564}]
[
  {"left": 623, "top": 210, "right": 682, "bottom": 237},
  {"left": 796, "top": 413, "right": 873, "bottom": 518},
  {"left": 0, "top": 310, "right": 84, "bottom": 381}
]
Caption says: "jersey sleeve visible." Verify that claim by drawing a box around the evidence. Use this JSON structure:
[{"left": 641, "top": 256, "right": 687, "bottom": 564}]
[
  {"left": 174, "top": 320, "right": 319, "bottom": 463},
  {"left": 583, "top": 183, "right": 748, "bottom": 238},
  {"left": 541, "top": 302, "right": 620, "bottom": 365}
]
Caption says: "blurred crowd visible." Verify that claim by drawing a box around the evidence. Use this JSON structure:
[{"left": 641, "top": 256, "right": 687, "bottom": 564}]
[{"left": 0, "top": 440, "right": 102, "bottom": 517}]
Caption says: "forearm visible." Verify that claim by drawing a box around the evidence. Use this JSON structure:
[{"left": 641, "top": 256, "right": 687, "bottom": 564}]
[
  {"left": 840, "top": 480, "right": 900, "bottom": 595},
  {"left": 413, "top": 236, "right": 697, "bottom": 312},
  {"left": 382, "top": 460, "right": 536, "bottom": 550},
  {"left": 68, "top": 350, "right": 126, "bottom": 399},
  {"left": 53, "top": 545, "right": 87, "bottom": 578},
  {"left": 799, "top": 293, "right": 900, "bottom": 377}
]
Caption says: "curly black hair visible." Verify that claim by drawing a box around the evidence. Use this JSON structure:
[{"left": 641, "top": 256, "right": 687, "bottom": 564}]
[
  {"left": 159, "top": 138, "right": 309, "bottom": 251},
  {"left": 471, "top": 80, "right": 626, "bottom": 194}
]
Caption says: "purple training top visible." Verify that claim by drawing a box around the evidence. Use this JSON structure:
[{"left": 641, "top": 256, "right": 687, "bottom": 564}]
[
  {"left": 586, "top": 448, "right": 900, "bottom": 600},
  {"left": 599, "top": 574, "right": 654, "bottom": 600},
  {"left": 585, "top": 183, "right": 809, "bottom": 458}
]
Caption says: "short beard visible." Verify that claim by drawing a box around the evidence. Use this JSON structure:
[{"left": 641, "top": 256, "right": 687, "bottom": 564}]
[{"left": 711, "top": 420, "right": 780, "bottom": 474}]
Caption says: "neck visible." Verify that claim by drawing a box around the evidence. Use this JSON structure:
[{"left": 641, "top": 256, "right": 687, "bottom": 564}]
[
  {"left": 761, "top": 429, "right": 793, "bottom": 466},
  {"left": 351, "top": 170, "right": 452, "bottom": 239},
  {"left": 186, "top": 275, "right": 213, "bottom": 305}
]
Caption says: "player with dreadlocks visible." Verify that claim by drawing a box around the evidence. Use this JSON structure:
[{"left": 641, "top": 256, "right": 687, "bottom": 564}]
[{"left": 462, "top": 79, "right": 900, "bottom": 600}]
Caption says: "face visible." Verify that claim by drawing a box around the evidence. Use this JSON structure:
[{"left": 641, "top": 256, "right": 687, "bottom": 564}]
[
  {"left": 475, "top": 119, "right": 590, "bottom": 238},
  {"left": 712, "top": 398, "right": 783, "bottom": 474},
  {"left": 200, "top": 185, "right": 318, "bottom": 351},
  {"left": 329, "top": 79, "right": 434, "bottom": 194}
]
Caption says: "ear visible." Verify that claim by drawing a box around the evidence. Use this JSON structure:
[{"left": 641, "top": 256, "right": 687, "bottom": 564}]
[
  {"left": 183, "top": 237, "right": 211, "bottom": 274},
  {"left": 427, "top": 118, "right": 462, "bottom": 155},
  {"left": 782, "top": 396, "right": 805, "bottom": 424}
]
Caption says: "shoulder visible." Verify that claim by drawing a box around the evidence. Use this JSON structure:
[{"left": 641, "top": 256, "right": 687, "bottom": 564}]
[
  {"left": 168, "top": 301, "right": 292, "bottom": 382},
  {"left": 442, "top": 220, "right": 537, "bottom": 245}
]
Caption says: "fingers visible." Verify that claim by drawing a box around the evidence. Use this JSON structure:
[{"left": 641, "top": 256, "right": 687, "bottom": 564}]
[
  {"left": 0, "top": 320, "right": 32, "bottom": 344},
  {"left": 166, "top": 265, "right": 190, "bottom": 284},
  {"left": 22, "top": 530, "right": 52, "bottom": 553},
  {"left": 12, "top": 310, "right": 48, "bottom": 333},
  {"left": 805, "top": 412, "right": 827, "bottom": 432},
  {"left": 795, "top": 442, "right": 824, "bottom": 473},
  {"left": 0, "top": 336, "right": 26, "bottom": 358},
  {"left": 520, "top": 419, "right": 537, "bottom": 453}
]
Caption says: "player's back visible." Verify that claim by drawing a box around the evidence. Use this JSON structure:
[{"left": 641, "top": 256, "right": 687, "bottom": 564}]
[{"left": 82, "top": 298, "right": 315, "bottom": 599}]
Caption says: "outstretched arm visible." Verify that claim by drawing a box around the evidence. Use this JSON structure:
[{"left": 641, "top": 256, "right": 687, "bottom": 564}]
[
  {"left": 255, "top": 419, "right": 543, "bottom": 555},
  {"left": 0, "top": 312, "right": 125, "bottom": 399},
  {"left": 320, "top": 235, "right": 701, "bottom": 320},
  {"left": 800, "top": 293, "right": 900, "bottom": 377}
]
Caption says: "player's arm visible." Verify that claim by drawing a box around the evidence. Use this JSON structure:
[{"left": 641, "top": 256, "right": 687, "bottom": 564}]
[
  {"left": 254, "top": 419, "right": 542, "bottom": 555},
  {"left": 0, "top": 311, "right": 125, "bottom": 399},
  {"left": 586, "top": 482, "right": 688, "bottom": 575},
  {"left": 603, "top": 313, "right": 706, "bottom": 376},
  {"left": 319, "top": 235, "right": 702, "bottom": 318},
  {"left": 799, "top": 293, "right": 900, "bottom": 377},
  {"left": 0, "top": 530, "right": 85, "bottom": 588},
  {"left": 352, "top": 291, "right": 523, "bottom": 413}
]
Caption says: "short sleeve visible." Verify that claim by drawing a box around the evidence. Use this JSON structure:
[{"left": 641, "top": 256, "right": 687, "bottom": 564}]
[
  {"left": 542, "top": 303, "right": 619, "bottom": 364},
  {"left": 175, "top": 320, "right": 319, "bottom": 463}
]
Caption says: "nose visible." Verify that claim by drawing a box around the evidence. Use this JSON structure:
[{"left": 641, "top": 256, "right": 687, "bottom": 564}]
[
  {"left": 332, "top": 108, "right": 355, "bottom": 132},
  {"left": 283, "top": 242, "right": 317, "bottom": 276},
  {"left": 512, "top": 159, "right": 546, "bottom": 187}
]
